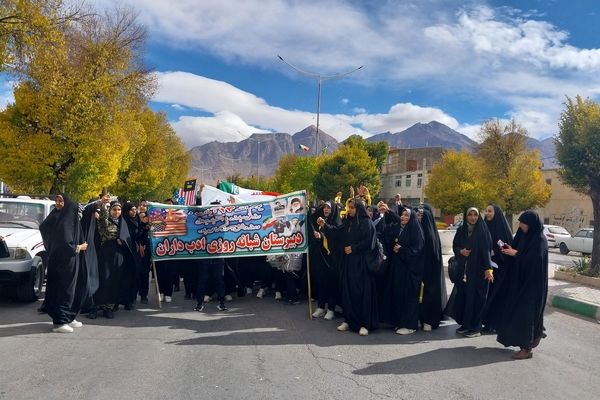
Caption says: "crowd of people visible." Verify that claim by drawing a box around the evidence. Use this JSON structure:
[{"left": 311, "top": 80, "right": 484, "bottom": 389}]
[{"left": 38, "top": 186, "right": 548, "bottom": 360}]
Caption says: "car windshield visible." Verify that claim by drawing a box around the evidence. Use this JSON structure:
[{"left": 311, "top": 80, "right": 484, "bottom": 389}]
[
  {"left": 0, "top": 201, "right": 46, "bottom": 228},
  {"left": 548, "top": 227, "right": 570, "bottom": 235}
]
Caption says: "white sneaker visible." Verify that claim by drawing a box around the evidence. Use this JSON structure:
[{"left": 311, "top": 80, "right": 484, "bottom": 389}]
[
  {"left": 337, "top": 322, "right": 350, "bottom": 332},
  {"left": 256, "top": 288, "right": 265, "bottom": 299},
  {"left": 68, "top": 320, "right": 83, "bottom": 328},
  {"left": 359, "top": 327, "right": 369, "bottom": 336},
  {"left": 164, "top": 296, "right": 172, "bottom": 303},
  {"left": 423, "top": 323, "right": 432, "bottom": 332},
  {"left": 52, "top": 324, "right": 74, "bottom": 333},
  {"left": 203, "top": 295, "right": 211, "bottom": 303},
  {"left": 246, "top": 287, "right": 253, "bottom": 295},
  {"left": 312, "top": 307, "right": 326, "bottom": 318},
  {"left": 324, "top": 310, "right": 335, "bottom": 320},
  {"left": 224, "top": 294, "right": 233, "bottom": 302},
  {"left": 396, "top": 328, "right": 416, "bottom": 335},
  {"left": 275, "top": 291, "right": 282, "bottom": 300}
]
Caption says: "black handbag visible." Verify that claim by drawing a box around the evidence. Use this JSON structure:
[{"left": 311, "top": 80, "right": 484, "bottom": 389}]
[
  {"left": 447, "top": 256, "right": 464, "bottom": 284},
  {"left": 366, "top": 230, "right": 387, "bottom": 275}
]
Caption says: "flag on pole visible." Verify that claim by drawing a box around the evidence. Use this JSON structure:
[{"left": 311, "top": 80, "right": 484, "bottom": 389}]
[
  {"left": 174, "top": 179, "right": 197, "bottom": 205},
  {"left": 298, "top": 144, "right": 310, "bottom": 152}
]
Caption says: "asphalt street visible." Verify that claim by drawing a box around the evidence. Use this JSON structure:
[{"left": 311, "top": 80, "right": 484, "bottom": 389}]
[{"left": 1, "top": 268, "right": 599, "bottom": 400}]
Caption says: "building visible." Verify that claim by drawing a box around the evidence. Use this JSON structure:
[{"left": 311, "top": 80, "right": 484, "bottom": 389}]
[
  {"left": 379, "top": 147, "right": 444, "bottom": 209},
  {"left": 536, "top": 168, "right": 594, "bottom": 234}
]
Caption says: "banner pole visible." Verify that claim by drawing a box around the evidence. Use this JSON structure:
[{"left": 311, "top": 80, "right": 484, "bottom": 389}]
[
  {"left": 306, "top": 249, "right": 313, "bottom": 319},
  {"left": 152, "top": 259, "right": 162, "bottom": 309}
]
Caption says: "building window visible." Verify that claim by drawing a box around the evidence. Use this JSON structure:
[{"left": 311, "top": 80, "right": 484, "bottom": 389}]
[
  {"left": 395, "top": 176, "right": 402, "bottom": 187},
  {"left": 406, "top": 160, "right": 417, "bottom": 171},
  {"left": 417, "top": 173, "right": 423, "bottom": 188},
  {"left": 405, "top": 174, "right": 411, "bottom": 187},
  {"left": 546, "top": 179, "right": 552, "bottom": 185}
]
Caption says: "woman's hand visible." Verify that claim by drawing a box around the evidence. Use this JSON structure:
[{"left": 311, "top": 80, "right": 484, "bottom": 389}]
[
  {"left": 344, "top": 246, "right": 352, "bottom": 255},
  {"left": 393, "top": 243, "right": 401, "bottom": 253},
  {"left": 316, "top": 217, "right": 325, "bottom": 227},
  {"left": 460, "top": 248, "right": 471, "bottom": 257},
  {"left": 501, "top": 245, "right": 517, "bottom": 257},
  {"left": 313, "top": 231, "right": 321, "bottom": 239},
  {"left": 484, "top": 269, "right": 494, "bottom": 283}
]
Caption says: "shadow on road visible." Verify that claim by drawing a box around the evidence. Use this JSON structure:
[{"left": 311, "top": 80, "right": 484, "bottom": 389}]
[{"left": 353, "top": 346, "right": 514, "bottom": 375}]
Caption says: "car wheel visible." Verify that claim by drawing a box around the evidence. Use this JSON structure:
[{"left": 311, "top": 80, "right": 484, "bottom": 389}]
[
  {"left": 16, "top": 261, "right": 44, "bottom": 302},
  {"left": 559, "top": 243, "right": 570, "bottom": 255}
]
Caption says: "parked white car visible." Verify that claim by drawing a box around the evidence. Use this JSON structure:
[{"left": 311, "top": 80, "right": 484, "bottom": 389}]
[
  {"left": 543, "top": 225, "right": 571, "bottom": 248},
  {"left": 0, "top": 196, "right": 55, "bottom": 301},
  {"left": 558, "top": 228, "right": 594, "bottom": 255}
]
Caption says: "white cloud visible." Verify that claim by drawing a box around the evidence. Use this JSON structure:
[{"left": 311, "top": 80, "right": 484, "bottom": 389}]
[
  {"left": 171, "top": 104, "right": 185, "bottom": 111},
  {"left": 100, "top": 0, "right": 600, "bottom": 140},
  {"left": 352, "top": 107, "right": 366, "bottom": 114},
  {"left": 154, "top": 71, "right": 465, "bottom": 147},
  {"left": 340, "top": 98, "right": 349, "bottom": 105}
]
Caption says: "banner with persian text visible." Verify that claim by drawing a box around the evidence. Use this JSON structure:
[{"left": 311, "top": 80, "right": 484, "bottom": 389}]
[{"left": 147, "top": 191, "right": 308, "bottom": 260}]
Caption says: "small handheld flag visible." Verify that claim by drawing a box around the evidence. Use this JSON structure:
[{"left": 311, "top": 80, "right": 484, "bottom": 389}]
[{"left": 298, "top": 144, "right": 310, "bottom": 152}]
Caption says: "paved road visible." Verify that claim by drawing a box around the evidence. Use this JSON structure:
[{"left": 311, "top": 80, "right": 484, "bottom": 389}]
[{"left": 1, "top": 286, "right": 599, "bottom": 400}]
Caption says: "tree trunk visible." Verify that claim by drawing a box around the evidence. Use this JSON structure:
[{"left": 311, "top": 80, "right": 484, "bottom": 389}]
[{"left": 590, "top": 188, "right": 600, "bottom": 276}]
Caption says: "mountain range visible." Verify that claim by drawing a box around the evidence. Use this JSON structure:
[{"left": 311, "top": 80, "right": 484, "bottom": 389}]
[{"left": 189, "top": 121, "right": 557, "bottom": 181}]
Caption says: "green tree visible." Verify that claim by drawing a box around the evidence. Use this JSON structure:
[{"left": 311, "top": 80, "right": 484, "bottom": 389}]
[
  {"left": 425, "top": 150, "right": 492, "bottom": 215},
  {"left": 476, "top": 119, "right": 551, "bottom": 222},
  {"left": 555, "top": 96, "right": 600, "bottom": 275},
  {"left": 313, "top": 146, "right": 381, "bottom": 201},
  {"left": 343, "top": 134, "right": 389, "bottom": 170},
  {"left": 271, "top": 154, "right": 321, "bottom": 197}
]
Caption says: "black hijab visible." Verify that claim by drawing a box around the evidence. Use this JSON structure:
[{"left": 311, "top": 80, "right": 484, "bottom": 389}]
[
  {"left": 122, "top": 202, "right": 140, "bottom": 241},
  {"left": 513, "top": 211, "right": 545, "bottom": 255},
  {"left": 40, "top": 193, "right": 80, "bottom": 258},
  {"left": 397, "top": 207, "right": 425, "bottom": 249},
  {"left": 485, "top": 204, "right": 513, "bottom": 247},
  {"left": 419, "top": 206, "right": 441, "bottom": 263}
]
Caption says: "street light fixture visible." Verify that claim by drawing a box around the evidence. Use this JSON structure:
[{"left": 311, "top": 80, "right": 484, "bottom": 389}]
[{"left": 277, "top": 55, "right": 364, "bottom": 155}]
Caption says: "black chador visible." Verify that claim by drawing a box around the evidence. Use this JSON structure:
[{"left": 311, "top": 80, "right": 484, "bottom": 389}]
[
  {"left": 380, "top": 207, "right": 425, "bottom": 331},
  {"left": 312, "top": 201, "right": 342, "bottom": 314},
  {"left": 482, "top": 204, "right": 513, "bottom": 332},
  {"left": 444, "top": 207, "right": 493, "bottom": 334},
  {"left": 78, "top": 201, "right": 100, "bottom": 312},
  {"left": 322, "top": 200, "right": 378, "bottom": 331},
  {"left": 497, "top": 211, "right": 548, "bottom": 350},
  {"left": 39, "top": 194, "right": 84, "bottom": 326},
  {"left": 121, "top": 202, "right": 143, "bottom": 307},
  {"left": 418, "top": 205, "right": 447, "bottom": 330}
]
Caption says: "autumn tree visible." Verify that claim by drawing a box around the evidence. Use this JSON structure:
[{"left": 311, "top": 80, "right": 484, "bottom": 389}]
[
  {"left": 271, "top": 153, "right": 321, "bottom": 197},
  {"left": 313, "top": 145, "right": 381, "bottom": 201},
  {"left": 425, "top": 150, "right": 492, "bottom": 215},
  {"left": 476, "top": 119, "right": 551, "bottom": 222},
  {"left": 555, "top": 96, "right": 600, "bottom": 275}
]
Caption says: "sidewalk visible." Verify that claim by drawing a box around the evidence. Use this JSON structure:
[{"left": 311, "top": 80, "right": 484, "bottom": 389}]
[{"left": 441, "top": 255, "right": 600, "bottom": 323}]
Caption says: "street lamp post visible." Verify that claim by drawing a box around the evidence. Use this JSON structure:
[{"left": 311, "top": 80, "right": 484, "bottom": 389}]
[{"left": 277, "top": 55, "right": 364, "bottom": 155}]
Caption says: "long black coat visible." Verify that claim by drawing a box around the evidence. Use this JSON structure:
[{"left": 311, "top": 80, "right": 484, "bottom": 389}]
[
  {"left": 380, "top": 208, "right": 425, "bottom": 330},
  {"left": 444, "top": 210, "right": 493, "bottom": 331},
  {"left": 497, "top": 211, "right": 548, "bottom": 349}
]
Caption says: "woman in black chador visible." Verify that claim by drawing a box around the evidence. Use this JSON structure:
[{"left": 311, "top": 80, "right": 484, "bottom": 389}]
[
  {"left": 120, "top": 202, "right": 143, "bottom": 310},
  {"left": 311, "top": 201, "right": 342, "bottom": 320},
  {"left": 418, "top": 204, "right": 447, "bottom": 331},
  {"left": 444, "top": 207, "right": 494, "bottom": 338},
  {"left": 497, "top": 210, "right": 548, "bottom": 360},
  {"left": 482, "top": 204, "right": 513, "bottom": 333},
  {"left": 90, "top": 201, "right": 135, "bottom": 319},
  {"left": 317, "top": 199, "right": 378, "bottom": 336},
  {"left": 380, "top": 207, "right": 425, "bottom": 335},
  {"left": 40, "top": 193, "right": 88, "bottom": 333}
]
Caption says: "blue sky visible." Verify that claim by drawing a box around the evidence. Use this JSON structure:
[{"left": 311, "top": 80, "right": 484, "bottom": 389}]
[{"left": 27, "top": 1, "right": 600, "bottom": 147}]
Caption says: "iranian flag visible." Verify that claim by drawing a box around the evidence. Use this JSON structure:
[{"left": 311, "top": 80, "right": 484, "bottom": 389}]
[
  {"left": 198, "top": 181, "right": 279, "bottom": 205},
  {"left": 298, "top": 144, "right": 310, "bottom": 152},
  {"left": 217, "top": 180, "right": 279, "bottom": 198}
]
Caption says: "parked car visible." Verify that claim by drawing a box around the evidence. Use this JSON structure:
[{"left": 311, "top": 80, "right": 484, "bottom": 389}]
[
  {"left": 558, "top": 228, "right": 594, "bottom": 255},
  {"left": 543, "top": 225, "right": 571, "bottom": 248},
  {"left": 0, "top": 196, "right": 54, "bottom": 301}
]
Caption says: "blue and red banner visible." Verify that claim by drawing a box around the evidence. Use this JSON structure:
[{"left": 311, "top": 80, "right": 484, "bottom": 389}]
[{"left": 147, "top": 191, "right": 308, "bottom": 260}]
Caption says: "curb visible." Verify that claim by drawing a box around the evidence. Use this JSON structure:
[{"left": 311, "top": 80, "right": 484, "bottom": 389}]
[{"left": 547, "top": 293, "right": 600, "bottom": 321}]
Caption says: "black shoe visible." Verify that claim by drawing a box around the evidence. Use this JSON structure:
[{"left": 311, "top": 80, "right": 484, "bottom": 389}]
[
  {"left": 103, "top": 309, "right": 114, "bottom": 319},
  {"left": 217, "top": 304, "right": 228, "bottom": 311},
  {"left": 124, "top": 303, "right": 133, "bottom": 311},
  {"left": 463, "top": 330, "right": 481, "bottom": 338},
  {"left": 194, "top": 304, "right": 204, "bottom": 312},
  {"left": 140, "top": 297, "right": 148, "bottom": 304},
  {"left": 87, "top": 310, "right": 97, "bottom": 319},
  {"left": 456, "top": 326, "right": 469, "bottom": 334}
]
